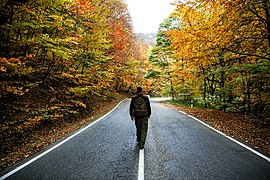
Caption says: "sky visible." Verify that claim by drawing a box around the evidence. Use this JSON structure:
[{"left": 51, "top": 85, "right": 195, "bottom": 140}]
[{"left": 124, "top": 0, "right": 175, "bottom": 34}]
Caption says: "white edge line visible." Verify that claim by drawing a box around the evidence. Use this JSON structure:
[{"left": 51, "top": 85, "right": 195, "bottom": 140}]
[
  {"left": 138, "top": 149, "right": 144, "bottom": 180},
  {"left": 0, "top": 100, "right": 125, "bottom": 180},
  {"left": 181, "top": 113, "right": 270, "bottom": 163},
  {"left": 179, "top": 110, "right": 187, "bottom": 115}
]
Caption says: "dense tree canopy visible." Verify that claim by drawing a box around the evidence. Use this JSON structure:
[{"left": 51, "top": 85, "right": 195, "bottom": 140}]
[
  {"left": 150, "top": 0, "right": 270, "bottom": 118},
  {"left": 0, "top": 0, "right": 150, "bottom": 146}
]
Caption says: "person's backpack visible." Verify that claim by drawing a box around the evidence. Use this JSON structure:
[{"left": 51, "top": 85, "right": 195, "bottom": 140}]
[{"left": 133, "top": 96, "right": 148, "bottom": 117}]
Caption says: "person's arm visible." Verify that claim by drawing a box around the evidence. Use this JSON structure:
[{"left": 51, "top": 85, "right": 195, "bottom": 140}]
[
  {"left": 130, "top": 98, "right": 135, "bottom": 120},
  {"left": 146, "top": 97, "right": 151, "bottom": 117}
]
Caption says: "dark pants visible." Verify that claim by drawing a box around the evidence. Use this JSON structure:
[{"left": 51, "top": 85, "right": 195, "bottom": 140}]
[{"left": 135, "top": 117, "right": 149, "bottom": 147}]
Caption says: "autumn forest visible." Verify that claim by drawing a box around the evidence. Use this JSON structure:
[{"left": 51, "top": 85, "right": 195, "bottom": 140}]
[
  {"left": 150, "top": 0, "right": 270, "bottom": 118},
  {"left": 0, "top": 0, "right": 152, "bottom": 169},
  {"left": 0, "top": 0, "right": 270, "bottom": 170}
]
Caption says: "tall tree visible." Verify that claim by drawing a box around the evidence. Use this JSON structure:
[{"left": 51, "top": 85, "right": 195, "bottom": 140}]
[
  {"left": 165, "top": 0, "right": 270, "bottom": 116},
  {"left": 147, "top": 15, "right": 178, "bottom": 96},
  {"left": 0, "top": 0, "right": 150, "bottom": 136}
]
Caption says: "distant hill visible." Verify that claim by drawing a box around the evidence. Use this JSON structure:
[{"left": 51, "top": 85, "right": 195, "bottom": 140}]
[{"left": 135, "top": 33, "right": 156, "bottom": 46}]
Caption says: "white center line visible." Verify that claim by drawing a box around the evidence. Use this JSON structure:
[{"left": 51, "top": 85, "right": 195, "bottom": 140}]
[{"left": 138, "top": 149, "right": 144, "bottom": 180}]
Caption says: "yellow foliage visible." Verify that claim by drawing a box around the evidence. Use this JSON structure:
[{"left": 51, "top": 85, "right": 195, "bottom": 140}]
[
  {"left": 0, "top": 66, "right": 7, "bottom": 72},
  {"left": 3, "top": 85, "right": 29, "bottom": 96},
  {"left": 70, "top": 100, "right": 87, "bottom": 108}
]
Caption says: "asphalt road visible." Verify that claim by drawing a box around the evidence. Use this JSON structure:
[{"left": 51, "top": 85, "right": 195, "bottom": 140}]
[{"left": 1, "top": 99, "right": 270, "bottom": 179}]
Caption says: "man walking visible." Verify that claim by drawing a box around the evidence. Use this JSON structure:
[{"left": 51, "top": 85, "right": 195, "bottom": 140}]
[{"left": 130, "top": 86, "right": 151, "bottom": 149}]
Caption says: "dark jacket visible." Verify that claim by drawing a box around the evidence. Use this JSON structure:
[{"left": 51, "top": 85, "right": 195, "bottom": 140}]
[{"left": 130, "top": 94, "right": 151, "bottom": 118}]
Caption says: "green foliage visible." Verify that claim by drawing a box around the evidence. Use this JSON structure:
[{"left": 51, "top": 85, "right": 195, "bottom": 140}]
[
  {"left": 67, "top": 86, "right": 101, "bottom": 98},
  {"left": 147, "top": 15, "right": 179, "bottom": 96},
  {"left": 145, "top": 69, "right": 160, "bottom": 79}
]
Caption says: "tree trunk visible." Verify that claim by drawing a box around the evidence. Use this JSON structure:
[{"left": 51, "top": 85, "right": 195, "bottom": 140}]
[{"left": 204, "top": 77, "right": 207, "bottom": 108}]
